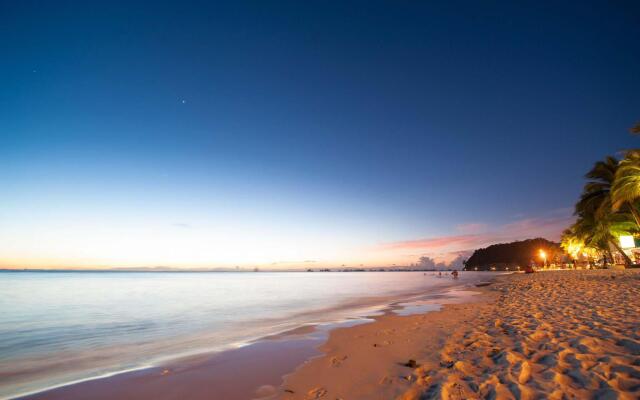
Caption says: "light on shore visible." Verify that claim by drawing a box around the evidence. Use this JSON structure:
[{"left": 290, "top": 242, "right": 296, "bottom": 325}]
[{"left": 539, "top": 249, "right": 547, "bottom": 268}]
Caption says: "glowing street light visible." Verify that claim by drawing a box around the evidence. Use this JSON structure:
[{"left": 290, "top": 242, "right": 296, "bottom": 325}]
[{"left": 539, "top": 249, "right": 547, "bottom": 268}]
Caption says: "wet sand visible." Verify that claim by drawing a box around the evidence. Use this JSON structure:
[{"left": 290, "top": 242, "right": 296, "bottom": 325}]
[
  {"left": 18, "top": 328, "right": 324, "bottom": 400},
  {"left": 276, "top": 270, "right": 640, "bottom": 399}
]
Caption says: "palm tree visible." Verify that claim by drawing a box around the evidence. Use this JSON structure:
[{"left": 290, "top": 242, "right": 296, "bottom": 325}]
[
  {"left": 571, "top": 212, "right": 635, "bottom": 267},
  {"left": 573, "top": 156, "right": 638, "bottom": 267},
  {"left": 570, "top": 216, "right": 609, "bottom": 265},
  {"left": 575, "top": 156, "right": 618, "bottom": 220},
  {"left": 611, "top": 149, "right": 640, "bottom": 226},
  {"left": 560, "top": 227, "right": 585, "bottom": 260},
  {"left": 607, "top": 216, "right": 638, "bottom": 265}
]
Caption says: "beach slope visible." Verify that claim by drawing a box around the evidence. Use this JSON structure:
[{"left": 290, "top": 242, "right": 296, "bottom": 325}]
[{"left": 276, "top": 270, "right": 640, "bottom": 399}]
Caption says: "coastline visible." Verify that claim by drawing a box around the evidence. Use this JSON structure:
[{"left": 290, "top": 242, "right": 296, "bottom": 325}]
[
  {"left": 13, "top": 274, "right": 489, "bottom": 400},
  {"left": 273, "top": 285, "right": 495, "bottom": 400},
  {"left": 15, "top": 270, "right": 640, "bottom": 399},
  {"left": 276, "top": 270, "right": 640, "bottom": 399}
]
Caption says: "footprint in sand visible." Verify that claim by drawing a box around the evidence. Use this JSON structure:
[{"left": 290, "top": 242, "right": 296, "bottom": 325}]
[
  {"left": 330, "top": 355, "right": 348, "bottom": 367},
  {"left": 306, "top": 387, "right": 327, "bottom": 399},
  {"left": 254, "top": 385, "right": 276, "bottom": 397}
]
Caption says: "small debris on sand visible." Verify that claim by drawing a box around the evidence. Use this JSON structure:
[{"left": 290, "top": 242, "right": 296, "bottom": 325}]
[{"left": 403, "top": 359, "right": 418, "bottom": 368}]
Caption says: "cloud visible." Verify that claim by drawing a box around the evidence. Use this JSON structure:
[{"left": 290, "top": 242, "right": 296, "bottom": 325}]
[
  {"left": 172, "top": 223, "right": 192, "bottom": 229},
  {"left": 383, "top": 234, "right": 484, "bottom": 252},
  {"left": 416, "top": 250, "right": 472, "bottom": 270},
  {"left": 382, "top": 211, "right": 574, "bottom": 264},
  {"left": 417, "top": 256, "right": 446, "bottom": 269},
  {"left": 447, "top": 250, "right": 474, "bottom": 268}
]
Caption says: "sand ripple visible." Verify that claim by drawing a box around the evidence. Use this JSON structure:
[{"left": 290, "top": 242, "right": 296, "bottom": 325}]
[{"left": 404, "top": 270, "right": 640, "bottom": 399}]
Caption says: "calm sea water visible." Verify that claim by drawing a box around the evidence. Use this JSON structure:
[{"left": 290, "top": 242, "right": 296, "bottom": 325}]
[{"left": 0, "top": 271, "right": 490, "bottom": 399}]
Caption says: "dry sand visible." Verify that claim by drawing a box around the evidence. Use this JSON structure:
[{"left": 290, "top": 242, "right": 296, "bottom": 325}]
[{"left": 275, "top": 270, "right": 640, "bottom": 400}]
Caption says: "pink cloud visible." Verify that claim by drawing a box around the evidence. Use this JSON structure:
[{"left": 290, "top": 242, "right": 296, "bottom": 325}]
[
  {"left": 383, "top": 234, "right": 485, "bottom": 251},
  {"left": 381, "top": 213, "right": 574, "bottom": 263}
]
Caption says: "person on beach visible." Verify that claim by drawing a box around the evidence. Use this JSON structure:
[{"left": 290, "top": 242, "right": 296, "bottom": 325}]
[{"left": 451, "top": 270, "right": 459, "bottom": 278}]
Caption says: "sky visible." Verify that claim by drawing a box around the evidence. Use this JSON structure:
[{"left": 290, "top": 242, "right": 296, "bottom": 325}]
[{"left": 1, "top": 1, "right": 639, "bottom": 269}]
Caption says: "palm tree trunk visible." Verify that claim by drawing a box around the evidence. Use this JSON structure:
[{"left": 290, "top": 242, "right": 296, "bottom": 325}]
[
  {"left": 605, "top": 249, "right": 613, "bottom": 266},
  {"left": 629, "top": 204, "right": 640, "bottom": 227},
  {"left": 610, "top": 240, "right": 633, "bottom": 267}
]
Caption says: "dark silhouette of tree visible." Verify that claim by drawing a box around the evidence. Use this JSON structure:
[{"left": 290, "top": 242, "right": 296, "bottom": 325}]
[{"left": 465, "top": 238, "right": 561, "bottom": 270}]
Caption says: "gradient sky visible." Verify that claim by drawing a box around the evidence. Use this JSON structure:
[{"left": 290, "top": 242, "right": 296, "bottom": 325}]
[{"left": 2, "top": 1, "right": 639, "bottom": 269}]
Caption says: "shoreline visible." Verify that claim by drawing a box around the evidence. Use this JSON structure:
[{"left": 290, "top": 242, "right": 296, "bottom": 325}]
[
  {"left": 16, "top": 270, "right": 638, "bottom": 399},
  {"left": 276, "top": 270, "right": 640, "bottom": 399},
  {"left": 13, "top": 274, "right": 489, "bottom": 400},
  {"left": 273, "top": 284, "right": 495, "bottom": 399}
]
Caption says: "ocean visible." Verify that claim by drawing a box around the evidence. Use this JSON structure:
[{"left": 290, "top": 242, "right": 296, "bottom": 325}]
[{"left": 0, "top": 270, "right": 491, "bottom": 399}]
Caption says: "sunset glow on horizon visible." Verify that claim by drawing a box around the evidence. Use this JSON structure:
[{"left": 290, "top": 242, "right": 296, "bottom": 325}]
[{"left": 0, "top": 207, "right": 576, "bottom": 269}]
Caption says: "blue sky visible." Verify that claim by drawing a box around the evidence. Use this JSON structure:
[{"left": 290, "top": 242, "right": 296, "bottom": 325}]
[{"left": 1, "top": 1, "right": 639, "bottom": 268}]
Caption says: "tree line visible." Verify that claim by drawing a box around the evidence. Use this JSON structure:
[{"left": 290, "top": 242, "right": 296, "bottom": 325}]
[{"left": 561, "top": 123, "right": 640, "bottom": 267}]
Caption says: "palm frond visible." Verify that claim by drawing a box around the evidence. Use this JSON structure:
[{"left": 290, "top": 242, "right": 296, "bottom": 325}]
[{"left": 611, "top": 149, "right": 640, "bottom": 211}]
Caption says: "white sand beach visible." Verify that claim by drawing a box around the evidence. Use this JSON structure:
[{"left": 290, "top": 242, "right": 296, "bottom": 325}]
[{"left": 276, "top": 270, "right": 640, "bottom": 399}]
